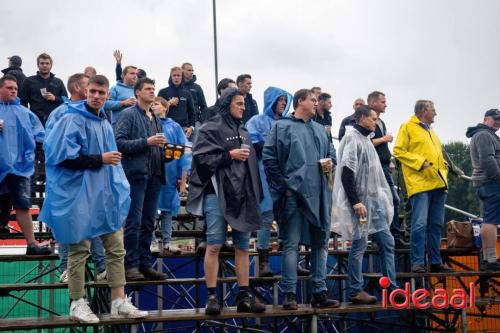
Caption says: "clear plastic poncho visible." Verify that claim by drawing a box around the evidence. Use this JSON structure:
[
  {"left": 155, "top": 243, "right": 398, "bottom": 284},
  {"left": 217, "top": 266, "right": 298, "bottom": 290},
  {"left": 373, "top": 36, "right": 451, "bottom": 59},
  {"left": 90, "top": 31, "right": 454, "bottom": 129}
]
[{"left": 331, "top": 127, "right": 393, "bottom": 241}]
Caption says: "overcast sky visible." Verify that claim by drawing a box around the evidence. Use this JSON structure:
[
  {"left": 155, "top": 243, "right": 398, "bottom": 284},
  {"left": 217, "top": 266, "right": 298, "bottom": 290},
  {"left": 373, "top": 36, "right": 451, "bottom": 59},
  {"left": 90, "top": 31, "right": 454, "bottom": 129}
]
[{"left": 1, "top": 0, "right": 499, "bottom": 143}]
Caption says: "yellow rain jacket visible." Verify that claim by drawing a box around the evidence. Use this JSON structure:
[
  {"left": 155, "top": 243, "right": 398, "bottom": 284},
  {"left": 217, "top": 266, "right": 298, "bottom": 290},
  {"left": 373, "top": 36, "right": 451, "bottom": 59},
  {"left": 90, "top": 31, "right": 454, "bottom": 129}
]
[{"left": 393, "top": 115, "right": 448, "bottom": 197}]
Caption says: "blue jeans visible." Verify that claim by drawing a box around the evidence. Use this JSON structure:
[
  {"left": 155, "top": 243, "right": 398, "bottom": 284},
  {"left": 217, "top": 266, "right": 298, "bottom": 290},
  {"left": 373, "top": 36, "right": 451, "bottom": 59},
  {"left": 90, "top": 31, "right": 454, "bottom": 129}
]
[
  {"left": 381, "top": 165, "right": 401, "bottom": 240},
  {"left": 58, "top": 237, "right": 106, "bottom": 273},
  {"left": 409, "top": 189, "right": 447, "bottom": 266},
  {"left": 160, "top": 211, "right": 173, "bottom": 244},
  {"left": 124, "top": 176, "right": 161, "bottom": 270},
  {"left": 347, "top": 228, "right": 397, "bottom": 296},
  {"left": 281, "top": 193, "right": 329, "bottom": 294},
  {"left": 203, "top": 194, "right": 250, "bottom": 250},
  {"left": 257, "top": 210, "right": 274, "bottom": 250},
  {"left": 475, "top": 181, "right": 500, "bottom": 225}
]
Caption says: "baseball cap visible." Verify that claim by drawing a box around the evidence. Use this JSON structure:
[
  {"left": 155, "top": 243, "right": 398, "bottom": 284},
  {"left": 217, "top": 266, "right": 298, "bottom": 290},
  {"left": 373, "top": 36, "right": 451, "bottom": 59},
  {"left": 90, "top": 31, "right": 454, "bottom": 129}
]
[
  {"left": 8, "top": 55, "right": 22, "bottom": 66},
  {"left": 484, "top": 109, "right": 500, "bottom": 119}
]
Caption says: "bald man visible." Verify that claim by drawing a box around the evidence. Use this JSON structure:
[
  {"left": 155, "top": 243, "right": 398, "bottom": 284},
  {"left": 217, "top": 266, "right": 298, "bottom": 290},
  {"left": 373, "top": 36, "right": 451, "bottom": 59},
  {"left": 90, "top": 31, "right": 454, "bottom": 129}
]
[{"left": 338, "top": 98, "right": 365, "bottom": 141}]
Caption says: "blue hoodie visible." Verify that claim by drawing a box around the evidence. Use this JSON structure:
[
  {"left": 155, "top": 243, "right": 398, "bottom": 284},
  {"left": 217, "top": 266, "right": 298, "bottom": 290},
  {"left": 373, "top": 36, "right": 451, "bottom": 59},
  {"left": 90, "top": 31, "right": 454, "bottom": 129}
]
[
  {"left": 157, "top": 117, "right": 188, "bottom": 215},
  {"left": 105, "top": 82, "right": 135, "bottom": 123},
  {"left": 40, "top": 101, "right": 131, "bottom": 244},
  {"left": 246, "top": 87, "right": 292, "bottom": 212},
  {"left": 0, "top": 97, "right": 44, "bottom": 182}
]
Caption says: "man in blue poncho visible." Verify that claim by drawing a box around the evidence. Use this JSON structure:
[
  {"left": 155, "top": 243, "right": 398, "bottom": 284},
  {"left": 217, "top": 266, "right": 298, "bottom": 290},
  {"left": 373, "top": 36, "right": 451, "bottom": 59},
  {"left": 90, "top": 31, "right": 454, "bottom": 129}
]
[
  {"left": 104, "top": 65, "right": 138, "bottom": 124},
  {"left": 246, "top": 86, "right": 292, "bottom": 277},
  {"left": 0, "top": 74, "right": 51, "bottom": 255},
  {"left": 263, "top": 89, "right": 340, "bottom": 310},
  {"left": 40, "top": 75, "right": 147, "bottom": 324}
]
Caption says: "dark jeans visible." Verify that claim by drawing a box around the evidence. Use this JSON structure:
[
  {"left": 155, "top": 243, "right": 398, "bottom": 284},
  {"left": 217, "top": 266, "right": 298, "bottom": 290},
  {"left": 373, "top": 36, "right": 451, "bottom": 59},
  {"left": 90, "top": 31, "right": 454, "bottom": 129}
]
[
  {"left": 381, "top": 164, "right": 401, "bottom": 240},
  {"left": 124, "top": 176, "right": 161, "bottom": 270}
]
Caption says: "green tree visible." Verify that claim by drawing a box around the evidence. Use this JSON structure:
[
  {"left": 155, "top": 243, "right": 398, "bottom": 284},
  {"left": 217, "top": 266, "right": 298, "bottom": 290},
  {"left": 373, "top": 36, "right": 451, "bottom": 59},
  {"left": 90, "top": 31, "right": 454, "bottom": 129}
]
[{"left": 443, "top": 141, "right": 480, "bottom": 221}]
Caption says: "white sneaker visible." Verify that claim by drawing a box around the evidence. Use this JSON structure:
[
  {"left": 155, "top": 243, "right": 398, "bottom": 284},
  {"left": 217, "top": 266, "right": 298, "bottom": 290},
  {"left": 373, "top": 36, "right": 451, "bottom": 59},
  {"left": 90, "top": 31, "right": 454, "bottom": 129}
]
[
  {"left": 96, "top": 270, "right": 107, "bottom": 281},
  {"left": 162, "top": 243, "right": 182, "bottom": 255},
  {"left": 70, "top": 298, "right": 99, "bottom": 324},
  {"left": 111, "top": 296, "right": 148, "bottom": 319},
  {"left": 150, "top": 238, "right": 160, "bottom": 253},
  {"left": 59, "top": 270, "right": 68, "bottom": 283}
]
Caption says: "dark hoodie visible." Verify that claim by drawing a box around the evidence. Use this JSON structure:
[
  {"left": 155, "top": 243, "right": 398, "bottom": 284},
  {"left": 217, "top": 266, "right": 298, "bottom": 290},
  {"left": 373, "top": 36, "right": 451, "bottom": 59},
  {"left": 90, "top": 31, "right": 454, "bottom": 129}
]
[
  {"left": 466, "top": 123, "right": 500, "bottom": 186},
  {"left": 186, "top": 90, "right": 263, "bottom": 232},
  {"left": 157, "top": 78, "right": 195, "bottom": 128},
  {"left": 20, "top": 72, "right": 68, "bottom": 124},
  {"left": 183, "top": 75, "right": 208, "bottom": 122}
]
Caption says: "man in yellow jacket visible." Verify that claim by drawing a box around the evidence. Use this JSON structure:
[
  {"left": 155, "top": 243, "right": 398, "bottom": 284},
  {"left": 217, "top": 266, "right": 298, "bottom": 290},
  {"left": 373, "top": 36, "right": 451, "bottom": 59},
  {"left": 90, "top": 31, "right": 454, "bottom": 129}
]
[{"left": 394, "top": 100, "right": 456, "bottom": 274}]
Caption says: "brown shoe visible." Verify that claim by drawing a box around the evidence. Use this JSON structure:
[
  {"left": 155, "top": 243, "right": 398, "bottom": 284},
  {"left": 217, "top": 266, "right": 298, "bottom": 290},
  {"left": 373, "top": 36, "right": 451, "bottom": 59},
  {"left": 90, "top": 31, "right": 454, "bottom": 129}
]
[
  {"left": 349, "top": 291, "right": 377, "bottom": 304},
  {"left": 125, "top": 268, "right": 145, "bottom": 281},
  {"left": 140, "top": 267, "right": 167, "bottom": 280}
]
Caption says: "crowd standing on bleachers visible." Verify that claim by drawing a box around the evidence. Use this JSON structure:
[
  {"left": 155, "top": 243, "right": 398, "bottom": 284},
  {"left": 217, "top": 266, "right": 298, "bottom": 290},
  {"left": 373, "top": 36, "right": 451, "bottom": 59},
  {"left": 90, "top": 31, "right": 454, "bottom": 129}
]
[{"left": 0, "top": 51, "right": 499, "bottom": 323}]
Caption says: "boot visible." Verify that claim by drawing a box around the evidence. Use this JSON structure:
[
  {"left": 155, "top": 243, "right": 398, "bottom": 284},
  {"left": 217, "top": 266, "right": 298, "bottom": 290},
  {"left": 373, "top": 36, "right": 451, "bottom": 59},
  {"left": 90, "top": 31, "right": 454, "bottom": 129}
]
[{"left": 258, "top": 249, "right": 274, "bottom": 277}]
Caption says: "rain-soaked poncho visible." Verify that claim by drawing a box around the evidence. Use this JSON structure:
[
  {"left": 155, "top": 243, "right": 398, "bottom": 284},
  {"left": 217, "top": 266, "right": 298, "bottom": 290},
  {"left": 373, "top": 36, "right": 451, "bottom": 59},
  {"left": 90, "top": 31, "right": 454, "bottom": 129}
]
[
  {"left": 40, "top": 101, "right": 131, "bottom": 244},
  {"left": 263, "top": 116, "right": 333, "bottom": 238},
  {"left": 331, "top": 127, "right": 393, "bottom": 241},
  {"left": 45, "top": 97, "right": 86, "bottom": 136},
  {"left": 246, "top": 86, "right": 292, "bottom": 213},
  {"left": 157, "top": 117, "right": 188, "bottom": 216},
  {"left": 0, "top": 98, "right": 44, "bottom": 182}
]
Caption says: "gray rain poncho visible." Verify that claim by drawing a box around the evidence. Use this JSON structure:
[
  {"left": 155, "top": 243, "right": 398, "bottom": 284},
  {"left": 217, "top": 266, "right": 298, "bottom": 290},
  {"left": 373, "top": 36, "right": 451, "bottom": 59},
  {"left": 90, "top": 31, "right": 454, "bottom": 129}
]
[{"left": 331, "top": 127, "right": 393, "bottom": 241}]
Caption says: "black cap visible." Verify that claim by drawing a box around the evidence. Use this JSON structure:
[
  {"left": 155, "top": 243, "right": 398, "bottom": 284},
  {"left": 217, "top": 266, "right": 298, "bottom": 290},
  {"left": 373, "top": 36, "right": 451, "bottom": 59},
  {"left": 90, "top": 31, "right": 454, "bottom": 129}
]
[
  {"left": 8, "top": 55, "right": 22, "bottom": 67},
  {"left": 484, "top": 109, "right": 500, "bottom": 120}
]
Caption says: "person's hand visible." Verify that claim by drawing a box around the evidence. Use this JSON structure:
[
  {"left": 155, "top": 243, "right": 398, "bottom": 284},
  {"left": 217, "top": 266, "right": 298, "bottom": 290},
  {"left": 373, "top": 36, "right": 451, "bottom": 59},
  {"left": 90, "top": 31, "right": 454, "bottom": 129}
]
[
  {"left": 421, "top": 160, "right": 432, "bottom": 170},
  {"left": 229, "top": 148, "right": 250, "bottom": 161},
  {"left": 147, "top": 135, "right": 167, "bottom": 146},
  {"left": 383, "top": 134, "right": 394, "bottom": 143},
  {"left": 102, "top": 151, "right": 122, "bottom": 165},
  {"left": 320, "top": 159, "right": 333, "bottom": 173},
  {"left": 184, "top": 127, "right": 193, "bottom": 138},
  {"left": 120, "top": 97, "right": 136, "bottom": 107},
  {"left": 389, "top": 161, "right": 396, "bottom": 171},
  {"left": 113, "top": 50, "right": 122, "bottom": 64},
  {"left": 0, "top": 122, "right": 3, "bottom": 131},
  {"left": 168, "top": 97, "right": 179, "bottom": 106},
  {"left": 353, "top": 203, "right": 367, "bottom": 219},
  {"left": 42, "top": 92, "right": 56, "bottom": 101}
]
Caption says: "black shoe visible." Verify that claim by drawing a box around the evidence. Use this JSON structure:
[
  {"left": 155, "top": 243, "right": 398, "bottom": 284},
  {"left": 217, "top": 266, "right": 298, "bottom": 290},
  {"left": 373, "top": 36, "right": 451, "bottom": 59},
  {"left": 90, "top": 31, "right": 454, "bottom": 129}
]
[
  {"left": 221, "top": 241, "right": 235, "bottom": 253},
  {"left": 311, "top": 291, "right": 340, "bottom": 308},
  {"left": 411, "top": 264, "right": 427, "bottom": 273},
  {"left": 297, "top": 264, "right": 310, "bottom": 276},
  {"left": 283, "top": 292, "right": 298, "bottom": 310},
  {"left": 236, "top": 291, "right": 266, "bottom": 313},
  {"left": 26, "top": 244, "right": 52, "bottom": 255},
  {"left": 429, "top": 264, "right": 455, "bottom": 273},
  {"left": 205, "top": 294, "right": 222, "bottom": 315},
  {"left": 140, "top": 267, "right": 167, "bottom": 280},
  {"left": 196, "top": 241, "right": 207, "bottom": 255},
  {"left": 480, "top": 260, "right": 500, "bottom": 272},
  {"left": 395, "top": 238, "right": 410, "bottom": 249},
  {"left": 258, "top": 249, "right": 274, "bottom": 277}
]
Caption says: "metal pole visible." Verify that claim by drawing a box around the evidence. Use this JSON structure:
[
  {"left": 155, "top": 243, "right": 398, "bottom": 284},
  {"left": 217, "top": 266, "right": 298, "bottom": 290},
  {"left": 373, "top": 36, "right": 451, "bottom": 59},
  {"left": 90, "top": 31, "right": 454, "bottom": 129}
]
[{"left": 212, "top": 0, "right": 219, "bottom": 99}]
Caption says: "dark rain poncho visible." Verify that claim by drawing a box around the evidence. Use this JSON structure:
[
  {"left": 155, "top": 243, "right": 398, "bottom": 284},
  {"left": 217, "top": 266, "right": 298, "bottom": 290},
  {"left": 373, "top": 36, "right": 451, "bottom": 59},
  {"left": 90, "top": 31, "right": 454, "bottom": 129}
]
[{"left": 186, "top": 93, "right": 263, "bottom": 232}]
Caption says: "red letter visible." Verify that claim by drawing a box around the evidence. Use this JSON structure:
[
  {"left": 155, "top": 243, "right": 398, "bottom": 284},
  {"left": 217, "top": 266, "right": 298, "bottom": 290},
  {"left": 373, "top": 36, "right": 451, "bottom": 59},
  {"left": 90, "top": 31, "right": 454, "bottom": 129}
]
[
  {"left": 469, "top": 282, "right": 475, "bottom": 308},
  {"left": 450, "top": 289, "right": 466, "bottom": 309},
  {"left": 390, "top": 282, "right": 410, "bottom": 309},
  {"left": 412, "top": 289, "right": 430, "bottom": 309},
  {"left": 432, "top": 289, "right": 449, "bottom": 309},
  {"left": 382, "top": 289, "right": 387, "bottom": 308}
]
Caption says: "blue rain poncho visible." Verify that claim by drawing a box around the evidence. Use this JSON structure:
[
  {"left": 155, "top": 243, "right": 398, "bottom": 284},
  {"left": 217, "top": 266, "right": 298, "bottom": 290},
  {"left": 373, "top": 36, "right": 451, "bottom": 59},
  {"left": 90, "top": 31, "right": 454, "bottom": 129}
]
[
  {"left": 331, "top": 127, "right": 393, "bottom": 241},
  {"left": 157, "top": 117, "right": 188, "bottom": 216},
  {"left": 246, "top": 87, "right": 292, "bottom": 213},
  {"left": 40, "top": 101, "right": 131, "bottom": 244},
  {"left": 0, "top": 97, "right": 44, "bottom": 182}
]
